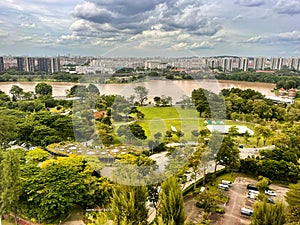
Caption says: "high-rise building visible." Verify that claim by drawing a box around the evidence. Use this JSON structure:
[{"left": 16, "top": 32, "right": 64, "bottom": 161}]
[
  {"left": 254, "top": 57, "right": 266, "bottom": 70},
  {"left": 240, "top": 58, "right": 249, "bottom": 71},
  {"left": 37, "top": 57, "right": 51, "bottom": 73},
  {"left": 271, "top": 57, "right": 283, "bottom": 70},
  {"left": 16, "top": 57, "right": 36, "bottom": 73},
  {"left": 24, "top": 57, "right": 35, "bottom": 72},
  {"left": 50, "top": 57, "right": 60, "bottom": 73},
  {"left": 0, "top": 57, "right": 4, "bottom": 72},
  {"left": 222, "top": 57, "right": 233, "bottom": 72},
  {"left": 16, "top": 57, "right": 24, "bottom": 72}
]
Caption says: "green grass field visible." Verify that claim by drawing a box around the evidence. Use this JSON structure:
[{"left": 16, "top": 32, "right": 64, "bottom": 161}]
[
  {"left": 137, "top": 106, "right": 257, "bottom": 143},
  {"left": 137, "top": 106, "right": 204, "bottom": 140}
]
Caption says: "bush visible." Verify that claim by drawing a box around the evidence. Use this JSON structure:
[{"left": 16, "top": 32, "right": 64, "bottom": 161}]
[{"left": 215, "top": 207, "right": 225, "bottom": 214}]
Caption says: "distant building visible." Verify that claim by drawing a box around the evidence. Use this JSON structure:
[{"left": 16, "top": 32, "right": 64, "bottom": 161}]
[
  {"left": 37, "top": 57, "right": 60, "bottom": 73},
  {"left": 240, "top": 58, "right": 249, "bottom": 71},
  {"left": 0, "top": 57, "right": 4, "bottom": 72},
  {"left": 222, "top": 58, "right": 233, "bottom": 72},
  {"left": 254, "top": 57, "right": 266, "bottom": 70},
  {"left": 17, "top": 57, "right": 35, "bottom": 72}
]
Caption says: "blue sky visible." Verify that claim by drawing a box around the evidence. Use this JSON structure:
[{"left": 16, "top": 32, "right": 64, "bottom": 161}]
[{"left": 1, "top": 0, "right": 300, "bottom": 57}]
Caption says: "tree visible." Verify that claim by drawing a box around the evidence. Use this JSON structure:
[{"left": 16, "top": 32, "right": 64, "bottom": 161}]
[
  {"left": 285, "top": 181, "right": 300, "bottom": 223},
  {"left": 0, "top": 150, "right": 21, "bottom": 224},
  {"left": 195, "top": 190, "right": 218, "bottom": 213},
  {"left": 214, "top": 136, "right": 240, "bottom": 174},
  {"left": 158, "top": 176, "right": 185, "bottom": 225},
  {"left": 9, "top": 85, "right": 24, "bottom": 101},
  {"left": 19, "top": 162, "right": 89, "bottom": 223},
  {"left": 134, "top": 86, "right": 148, "bottom": 105},
  {"left": 25, "top": 148, "right": 50, "bottom": 163},
  {"left": 256, "top": 176, "right": 271, "bottom": 193},
  {"left": 0, "top": 115, "right": 17, "bottom": 150},
  {"left": 250, "top": 201, "right": 286, "bottom": 225},
  {"left": 87, "top": 84, "right": 100, "bottom": 95},
  {"left": 35, "top": 83, "right": 53, "bottom": 96},
  {"left": 111, "top": 184, "right": 148, "bottom": 225}
]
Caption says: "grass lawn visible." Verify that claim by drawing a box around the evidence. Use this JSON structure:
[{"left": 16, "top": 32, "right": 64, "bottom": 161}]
[
  {"left": 137, "top": 106, "right": 257, "bottom": 143},
  {"left": 137, "top": 106, "right": 204, "bottom": 140}
]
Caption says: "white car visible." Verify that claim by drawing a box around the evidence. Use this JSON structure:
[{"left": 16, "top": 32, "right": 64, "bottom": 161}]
[
  {"left": 265, "top": 190, "right": 277, "bottom": 196},
  {"left": 247, "top": 193, "right": 258, "bottom": 200}
]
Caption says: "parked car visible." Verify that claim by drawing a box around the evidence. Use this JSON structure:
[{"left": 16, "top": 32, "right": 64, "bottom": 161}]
[
  {"left": 221, "top": 180, "right": 232, "bottom": 187},
  {"left": 248, "top": 190, "right": 259, "bottom": 195},
  {"left": 218, "top": 184, "right": 229, "bottom": 191},
  {"left": 247, "top": 193, "right": 258, "bottom": 200},
  {"left": 247, "top": 184, "right": 258, "bottom": 191},
  {"left": 265, "top": 190, "right": 277, "bottom": 196},
  {"left": 241, "top": 208, "right": 254, "bottom": 216}
]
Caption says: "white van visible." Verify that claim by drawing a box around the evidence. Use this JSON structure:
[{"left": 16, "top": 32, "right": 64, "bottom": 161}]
[
  {"left": 241, "top": 208, "right": 253, "bottom": 216},
  {"left": 221, "top": 180, "right": 232, "bottom": 187},
  {"left": 248, "top": 190, "right": 259, "bottom": 195},
  {"left": 218, "top": 184, "right": 229, "bottom": 191}
]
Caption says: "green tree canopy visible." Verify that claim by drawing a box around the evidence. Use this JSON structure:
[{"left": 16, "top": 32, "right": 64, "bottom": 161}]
[{"left": 158, "top": 176, "right": 185, "bottom": 225}]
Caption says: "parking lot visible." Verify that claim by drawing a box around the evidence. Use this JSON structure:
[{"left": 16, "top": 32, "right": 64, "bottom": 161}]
[{"left": 221, "top": 177, "right": 289, "bottom": 225}]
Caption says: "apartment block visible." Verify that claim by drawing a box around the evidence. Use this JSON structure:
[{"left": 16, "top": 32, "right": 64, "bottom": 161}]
[{"left": 0, "top": 57, "right": 4, "bottom": 72}]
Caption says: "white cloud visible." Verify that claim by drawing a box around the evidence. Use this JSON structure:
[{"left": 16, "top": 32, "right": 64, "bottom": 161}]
[
  {"left": 244, "top": 35, "right": 262, "bottom": 43},
  {"left": 20, "top": 23, "right": 36, "bottom": 28},
  {"left": 276, "top": 30, "right": 300, "bottom": 40}
]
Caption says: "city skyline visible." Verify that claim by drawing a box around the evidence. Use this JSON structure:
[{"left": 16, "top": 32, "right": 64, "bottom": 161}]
[{"left": 1, "top": 0, "right": 300, "bottom": 57}]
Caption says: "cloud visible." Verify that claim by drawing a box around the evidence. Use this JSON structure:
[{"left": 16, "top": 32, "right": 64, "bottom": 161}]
[
  {"left": 276, "top": 30, "right": 300, "bottom": 41},
  {"left": 234, "top": 0, "right": 266, "bottom": 7},
  {"left": 191, "top": 41, "right": 214, "bottom": 49},
  {"left": 244, "top": 35, "right": 262, "bottom": 43},
  {"left": 20, "top": 23, "right": 36, "bottom": 28},
  {"left": 274, "top": 0, "right": 300, "bottom": 15},
  {"left": 71, "top": 0, "right": 222, "bottom": 40}
]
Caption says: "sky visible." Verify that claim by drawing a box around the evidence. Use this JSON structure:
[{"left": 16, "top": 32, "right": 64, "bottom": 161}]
[{"left": 0, "top": 0, "right": 300, "bottom": 57}]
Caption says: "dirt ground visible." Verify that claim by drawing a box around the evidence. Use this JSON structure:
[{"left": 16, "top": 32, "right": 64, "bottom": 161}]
[{"left": 184, "top": 194, "right": 203, "bottom": 224}]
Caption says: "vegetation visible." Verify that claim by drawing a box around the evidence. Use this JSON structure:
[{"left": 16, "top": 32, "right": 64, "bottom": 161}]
[
  {"left": 250, "top": 201, "right": 286, "bottom": 225},
  {"left": 157, "top": 176, "right": 186, "bottom": 225}
]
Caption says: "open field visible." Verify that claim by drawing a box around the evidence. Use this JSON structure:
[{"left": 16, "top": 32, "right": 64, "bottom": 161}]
[
  {"left": 137, "top": 106, "right": 258, "bottom": 143},
  {"left": 137, "top": 106, "right": 203, "bottom": 140}
]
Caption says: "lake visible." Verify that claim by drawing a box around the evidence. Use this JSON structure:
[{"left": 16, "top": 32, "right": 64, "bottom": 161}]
[{"left": 0, "top": 80, "right": 275, "bottom": 102}]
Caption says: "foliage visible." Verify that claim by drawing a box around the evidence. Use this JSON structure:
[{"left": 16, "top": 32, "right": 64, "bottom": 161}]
[
  {"left": 0, "top": 150, "right": 21, "bottom": 224},
  {"left": 158, "top": 176, "right": 185, "bottom": 225},
  {"left": 35, "top": 83, "right": 53, "bottom": 96},
  {"left": 111, "top": 184, "right": 148, "bottom": 225},
  {"left": 134, "top": 86, "right": 148, "bottom": 105},
  {"left": 25, "top": 148, "right": 50, "bottom": 162},
  {"left": 250, "top": 201, "right": 286, "bottom": 225},
  {"left": 286, "top": 181, "right": 300, "bottom": 223}
]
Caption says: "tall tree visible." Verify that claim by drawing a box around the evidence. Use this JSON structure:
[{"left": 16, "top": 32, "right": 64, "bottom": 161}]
[
  {"left": 111, "top": 184, "right": 148, "bottom": 225},
  {"left": 0, "top": 115, "right": 17, "bottom": 150},
  {"left": 285, "top": 181, "right": 300, "bottom": 223},
  {"left": 158, "top": 176, "right": 185, "bottom": 225},
  {"left": 250, "top": 201, "right": 286, "bottom": 225},
  {"left": 0, "top": 150, "right": 21, "bottom": 225},
  {"left": 9, "top": 85, "right": 24, "bottom": 101},
  {"left": 134, "top": 86, "right": 148, "bottom": 106},
  {"left": 214, "top": 136, "right": 240, "bottom": 174},
  {"left": 35, "top": 83, "right": 53, "bottom": 96}
]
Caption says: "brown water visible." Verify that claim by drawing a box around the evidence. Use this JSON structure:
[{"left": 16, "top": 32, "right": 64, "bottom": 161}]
[{"left": 0, "top": 80, "right": 275, "bottom": 102}]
